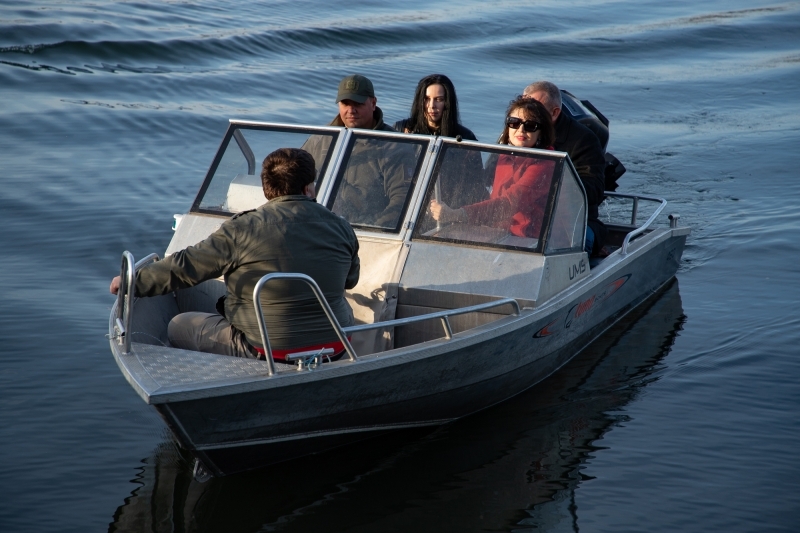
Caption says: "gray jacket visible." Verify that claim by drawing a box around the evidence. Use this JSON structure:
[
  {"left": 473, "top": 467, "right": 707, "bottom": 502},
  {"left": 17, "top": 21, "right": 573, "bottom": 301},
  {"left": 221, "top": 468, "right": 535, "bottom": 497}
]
[
  {"left": 305, "top": 108, "right": 415, "bottom": 230},
  {"left": 135, "top": 196, "right": 360, "bottom": 350}
]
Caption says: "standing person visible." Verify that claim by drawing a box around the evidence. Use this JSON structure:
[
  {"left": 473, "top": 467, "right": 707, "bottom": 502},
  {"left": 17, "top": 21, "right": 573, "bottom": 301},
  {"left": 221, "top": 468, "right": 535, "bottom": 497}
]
[
  {"left": 523, "top": 81, "right": 607, "bottom": 254},
  {"left": 430, "top": 97, "right": 556, "bottom": 240},
  {"left": 303, "top": 74, "right": 413, "bottom": 229},
  {"left": 396, "top": 74, "right": 485, "bottom": 208},
  {"left": 110, "top": 148, "right": 360, "bottom": 362}
]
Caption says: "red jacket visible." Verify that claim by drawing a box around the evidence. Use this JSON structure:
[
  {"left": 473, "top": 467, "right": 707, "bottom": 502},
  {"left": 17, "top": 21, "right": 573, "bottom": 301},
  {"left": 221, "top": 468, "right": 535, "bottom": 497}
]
[{"left": 463, "top": 152, "right": 555, "bottom": 238}]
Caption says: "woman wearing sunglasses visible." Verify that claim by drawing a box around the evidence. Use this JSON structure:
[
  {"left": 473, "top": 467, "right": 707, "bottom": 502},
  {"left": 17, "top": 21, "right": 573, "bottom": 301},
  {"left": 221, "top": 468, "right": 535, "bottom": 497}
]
[{"left": 430, "top": 96, "right": 555, "bottom": 239}]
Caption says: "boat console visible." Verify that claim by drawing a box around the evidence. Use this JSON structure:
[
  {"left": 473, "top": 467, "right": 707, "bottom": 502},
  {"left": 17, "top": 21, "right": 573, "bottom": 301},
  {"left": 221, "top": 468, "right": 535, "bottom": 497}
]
[{"left": 161, "top": 121, "right": 595, "bottom": 354}]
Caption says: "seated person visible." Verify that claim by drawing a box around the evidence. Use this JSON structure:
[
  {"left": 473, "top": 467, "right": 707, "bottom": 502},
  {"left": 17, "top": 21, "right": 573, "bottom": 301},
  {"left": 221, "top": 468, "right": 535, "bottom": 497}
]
[
  {"left": 303, "top": 74, "right": 413, "bottom": 229},
  {"left": 395, "top": 74, "right": 486, "bottom": 208},
  {"left": 523, "top": 80, "right": 607, "bottom": 254},
  {"left": 430, "top": 96, "right": 555, "bottom": 240},
  {"left": 110, "top": 148, "right": 360, "bottom": 362}
]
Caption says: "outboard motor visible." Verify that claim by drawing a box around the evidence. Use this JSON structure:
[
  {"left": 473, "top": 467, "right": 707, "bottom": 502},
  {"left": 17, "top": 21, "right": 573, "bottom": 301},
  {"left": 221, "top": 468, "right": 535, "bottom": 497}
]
[{"left": 560, "top": 90, "right": 625, "bottom": 191}]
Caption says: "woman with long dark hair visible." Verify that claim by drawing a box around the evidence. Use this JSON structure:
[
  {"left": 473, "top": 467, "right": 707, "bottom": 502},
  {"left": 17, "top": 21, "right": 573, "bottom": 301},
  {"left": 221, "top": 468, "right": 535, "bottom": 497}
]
[{"left": 394, "top": 74, "right": 477, "bottom": 140}]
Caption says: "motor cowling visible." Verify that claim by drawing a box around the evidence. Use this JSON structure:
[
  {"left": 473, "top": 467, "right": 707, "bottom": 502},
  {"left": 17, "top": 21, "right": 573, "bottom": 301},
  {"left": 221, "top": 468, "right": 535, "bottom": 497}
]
[{"left": 560, "top": 90, "right": 625, "bottom": 191}]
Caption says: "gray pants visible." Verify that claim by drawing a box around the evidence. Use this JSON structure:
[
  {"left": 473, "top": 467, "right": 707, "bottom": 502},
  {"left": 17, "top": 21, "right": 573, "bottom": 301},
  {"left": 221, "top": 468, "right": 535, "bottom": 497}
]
[{"left": 168, "top": 312, "right": 259, "bottom": 359}]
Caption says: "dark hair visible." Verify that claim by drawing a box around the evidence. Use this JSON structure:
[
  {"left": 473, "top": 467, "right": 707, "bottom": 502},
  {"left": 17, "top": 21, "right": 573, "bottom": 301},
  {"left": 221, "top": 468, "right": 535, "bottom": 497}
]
[
  {"left": 405, "top": 74, "right": 461, "bottom": 137},
  {"left": 260, "top": 148, "right": 316, "bottom": 199},
  {"left": 498, "top": 95, "right": 555, "bottom": 149}
]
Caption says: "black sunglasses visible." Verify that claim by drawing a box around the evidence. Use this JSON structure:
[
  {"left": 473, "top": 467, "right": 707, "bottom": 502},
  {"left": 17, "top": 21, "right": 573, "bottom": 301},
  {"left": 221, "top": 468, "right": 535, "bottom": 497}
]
[{"left": 505, "top": 116, "right": 540, "bottom": 132}]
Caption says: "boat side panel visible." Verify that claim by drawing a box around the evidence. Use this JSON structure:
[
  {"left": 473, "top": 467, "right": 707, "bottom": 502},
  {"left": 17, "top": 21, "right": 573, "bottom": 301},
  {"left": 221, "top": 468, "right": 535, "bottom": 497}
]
[
  {"left": 400, "top": 242, "right": 546, "bottom": 302},
  {"left": 159, "top": 234, "right": 685, "bottom": 463},
  {"left": 129, "top": 293, "right": 180, "bottom": 347}
]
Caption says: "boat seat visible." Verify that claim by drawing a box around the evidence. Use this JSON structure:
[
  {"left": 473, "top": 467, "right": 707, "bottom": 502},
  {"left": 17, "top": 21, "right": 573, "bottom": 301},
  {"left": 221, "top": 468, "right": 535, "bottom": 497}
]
[
  {"left": 175, "top": 278, "right": 227, "bottom": 316},
  {"left": 226, "top": 173, "right": 266, "bottom": 213}
]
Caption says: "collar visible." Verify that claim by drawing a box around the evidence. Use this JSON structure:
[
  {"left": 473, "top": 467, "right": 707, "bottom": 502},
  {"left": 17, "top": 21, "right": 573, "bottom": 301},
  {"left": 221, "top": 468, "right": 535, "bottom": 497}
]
[{"left": 264, "top": 194, "right": 315, "bottom": 204}]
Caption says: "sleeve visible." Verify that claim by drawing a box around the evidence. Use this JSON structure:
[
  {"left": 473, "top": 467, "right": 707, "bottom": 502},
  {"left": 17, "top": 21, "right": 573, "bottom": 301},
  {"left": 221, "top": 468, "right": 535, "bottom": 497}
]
[
  {"left": 134, "top": 222, "right": 238, "bottom": 297},
  {"left": 463, "top": 159, "right": 554, "bottom": 227},
  {"left": 568, "top": 132, "right": 605, "bottom": 208},
  {"left": 374, "top": 143, "right": 415, "bottom": 227},
  {"left": 301, "top": 134, "right": 330, "bottom": 179},
  {"left": 344, "top": 228, "right": 360, "bottom": 290}
]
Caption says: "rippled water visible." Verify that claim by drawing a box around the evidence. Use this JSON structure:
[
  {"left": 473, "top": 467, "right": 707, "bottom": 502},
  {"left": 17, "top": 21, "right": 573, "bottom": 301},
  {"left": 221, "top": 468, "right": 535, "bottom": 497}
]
[{"left": 1, "top": 1, "right": 799, "bottom": 531}]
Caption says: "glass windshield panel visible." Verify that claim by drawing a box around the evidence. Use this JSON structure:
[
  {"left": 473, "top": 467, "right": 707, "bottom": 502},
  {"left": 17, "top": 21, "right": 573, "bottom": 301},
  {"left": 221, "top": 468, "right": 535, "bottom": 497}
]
[
  {"left": 545, "top": 163, "right": 586, "bottom": 253},
  {"left": 195, "top": 126, "right": 338, "bottom": 214},
  {"left": 413, "top": 143, "right": 560, "bottom": 252},
  {"left": 327, "top": 133, "right": 428, "bottom": 232}
]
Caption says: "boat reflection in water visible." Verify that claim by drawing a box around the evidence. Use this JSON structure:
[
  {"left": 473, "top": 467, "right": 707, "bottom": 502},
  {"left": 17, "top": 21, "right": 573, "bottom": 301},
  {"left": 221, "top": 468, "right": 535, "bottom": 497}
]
[{"left": 110, "top": 279, "right": 685, "bottom": 532}]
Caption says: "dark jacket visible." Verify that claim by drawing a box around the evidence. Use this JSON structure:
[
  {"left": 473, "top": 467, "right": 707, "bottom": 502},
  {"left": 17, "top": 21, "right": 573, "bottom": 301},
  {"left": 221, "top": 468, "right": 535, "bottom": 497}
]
[
  {"left": 392, "top": 119, "right": 478, "bottom": 141},
  {"left": 553, "top": 111, "right": 606, "bottom": 221},
  {"left": 135, "top": 196, "right": 360, "bottom": 350}
]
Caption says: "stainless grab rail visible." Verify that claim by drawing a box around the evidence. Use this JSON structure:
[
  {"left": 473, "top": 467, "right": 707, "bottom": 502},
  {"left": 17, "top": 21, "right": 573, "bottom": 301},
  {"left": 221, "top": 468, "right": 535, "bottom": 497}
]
[
  {"left": 604, "top": 192, "right": 668, "bottom": 255},
  {"left": 114, "top": 252, "right": 160, "bottom": 354},
  {"left": 342, "top": 298, "right": 521, "bottom": 339},
  {"left": 253, "top": 273, "right": 358, "bottom": 377},
  {"left": 253, "top": 273, "right": 522, "bottom": 376}
]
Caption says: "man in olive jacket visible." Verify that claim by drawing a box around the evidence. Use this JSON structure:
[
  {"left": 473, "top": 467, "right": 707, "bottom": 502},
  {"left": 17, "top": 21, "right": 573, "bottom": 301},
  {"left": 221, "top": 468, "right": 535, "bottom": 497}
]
[
  {"left": 110, "top": 148, "right": 360, "bottom": 359},
  {"left": 303, "top": 74, "right": 413, "bottom": 230}
]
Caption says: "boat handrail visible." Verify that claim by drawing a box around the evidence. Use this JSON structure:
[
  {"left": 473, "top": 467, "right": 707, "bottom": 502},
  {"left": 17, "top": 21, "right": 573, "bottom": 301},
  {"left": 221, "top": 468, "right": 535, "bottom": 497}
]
[
  {"left": 341, "top": 298, "right": 521, "bottom": 338},
  {"left": 253, "top": 272, "right": 521, "bottom": 376},
  {"left": 604, "top": 192, "right": 668, "bottom": 255},
  {"left": 253, "top": 273, "right": 359, "bottom": 376},
  {"left": 114, "top": 252, "right": 160, "bottom": 354}
]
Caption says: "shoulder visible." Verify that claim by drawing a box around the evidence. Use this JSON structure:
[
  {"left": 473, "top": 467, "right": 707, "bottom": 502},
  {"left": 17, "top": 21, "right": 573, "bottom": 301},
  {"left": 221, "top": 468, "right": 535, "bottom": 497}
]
[
  {"left": 393, "top": 118, "right": 411, "bottom": 132},
  {"left": 455, "top": 124, "right": 478, "bottom": 141},
  {"left": 230, "top": 208, "right": 257, "bottom": 221},
  {"left": 558, "top": 113, "right": 598, "bottom": 145}
]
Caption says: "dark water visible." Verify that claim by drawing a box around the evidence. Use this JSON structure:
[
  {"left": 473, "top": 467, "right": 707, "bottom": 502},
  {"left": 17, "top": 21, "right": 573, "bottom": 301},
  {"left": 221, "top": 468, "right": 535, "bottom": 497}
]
[{"left": 1, "top": 1, "right": 798, "bottom": 531}]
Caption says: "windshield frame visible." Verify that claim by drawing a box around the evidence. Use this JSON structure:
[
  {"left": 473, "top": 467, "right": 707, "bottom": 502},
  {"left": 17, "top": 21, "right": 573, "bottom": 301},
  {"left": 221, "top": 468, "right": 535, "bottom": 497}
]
[
  {"left": 409, "top": 137, "right": 578, "bottom": 254},
  {"left": 190, "top": 120, "right": 345, "bottom": 217}
]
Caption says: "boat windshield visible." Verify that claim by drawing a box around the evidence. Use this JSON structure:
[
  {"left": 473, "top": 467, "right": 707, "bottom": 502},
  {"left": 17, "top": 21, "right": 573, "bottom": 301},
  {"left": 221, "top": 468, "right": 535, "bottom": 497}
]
[
  {"left": 192, "top": 124, "right": 341, "bottom": 215},
  {"left": 413, "top": 142, "right": 583, "bottom": 253},
  {"left": 325, "top": 132, "right": 428, "bottom": 233}
]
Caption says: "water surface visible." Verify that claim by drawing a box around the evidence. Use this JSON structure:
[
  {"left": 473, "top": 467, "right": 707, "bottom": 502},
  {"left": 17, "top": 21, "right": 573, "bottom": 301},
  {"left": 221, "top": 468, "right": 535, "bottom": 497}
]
[{"left": 1, "top": 1, "right": 798, "bottom": 531}]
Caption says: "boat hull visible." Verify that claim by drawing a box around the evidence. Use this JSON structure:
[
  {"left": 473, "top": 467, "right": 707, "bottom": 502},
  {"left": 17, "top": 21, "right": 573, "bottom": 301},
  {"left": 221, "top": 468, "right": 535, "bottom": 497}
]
[{"left": 112, "top": 229, "right": 686, "bottom": 476}]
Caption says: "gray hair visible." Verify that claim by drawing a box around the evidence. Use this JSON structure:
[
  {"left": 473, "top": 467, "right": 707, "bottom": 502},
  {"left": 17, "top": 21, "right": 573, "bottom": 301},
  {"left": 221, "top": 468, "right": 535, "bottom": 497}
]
[{"left": 523, "top": 80, "right": 562, "bottom": 112}]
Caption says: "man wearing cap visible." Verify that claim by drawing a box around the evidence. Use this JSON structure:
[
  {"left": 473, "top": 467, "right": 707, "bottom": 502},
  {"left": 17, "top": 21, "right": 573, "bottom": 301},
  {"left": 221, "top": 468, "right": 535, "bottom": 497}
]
[{"left": 303, "top": 74, "right": 412, "bottom": 229}]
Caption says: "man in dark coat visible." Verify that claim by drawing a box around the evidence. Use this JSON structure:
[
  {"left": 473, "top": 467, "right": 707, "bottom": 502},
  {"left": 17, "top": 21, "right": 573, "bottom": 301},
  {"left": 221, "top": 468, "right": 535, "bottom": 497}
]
[
  {"left": 110, "top": 148, "right": 360, "bottom": 360},
  {"left": 523, "top": 81, "right": 607, "bottom": 254}
]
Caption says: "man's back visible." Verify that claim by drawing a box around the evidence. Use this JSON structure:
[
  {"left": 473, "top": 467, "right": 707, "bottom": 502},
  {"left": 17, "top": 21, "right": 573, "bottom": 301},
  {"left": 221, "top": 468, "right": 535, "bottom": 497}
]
[{"left": 138, "top": 195, "right": 359, "bottom": 350}]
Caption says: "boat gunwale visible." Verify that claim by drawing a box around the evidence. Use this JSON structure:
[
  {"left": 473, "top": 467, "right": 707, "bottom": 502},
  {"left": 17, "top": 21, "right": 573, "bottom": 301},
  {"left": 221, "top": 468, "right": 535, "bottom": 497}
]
[{"left": 109, "top": 226, "right": 684, "bottom": 405}]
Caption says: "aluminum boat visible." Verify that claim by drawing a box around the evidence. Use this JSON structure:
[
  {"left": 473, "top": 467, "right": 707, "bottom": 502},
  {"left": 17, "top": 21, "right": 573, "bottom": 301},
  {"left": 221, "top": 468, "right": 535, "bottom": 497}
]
[{"left": 109, "top": 118, "right": 689, "bottom": 478}]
